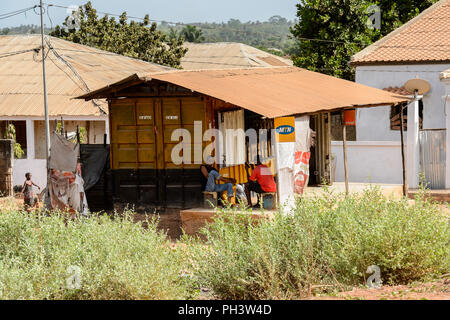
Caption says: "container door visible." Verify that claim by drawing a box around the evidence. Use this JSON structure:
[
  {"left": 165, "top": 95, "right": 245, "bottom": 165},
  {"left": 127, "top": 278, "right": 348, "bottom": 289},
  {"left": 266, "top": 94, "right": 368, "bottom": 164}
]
[
  {"left": 110, "top": 100, "right": 137, "bottom": 170},
  {"left": 110, "top": 100, "right": 139, "bottom": 203},
  {"left": 111, "top": 97, "right": 207, "bottom": 209},
  {"left": 159, "top": 97, "right": 206, "bottom": 208},
  {"left": 180, "top": 97, "right": 206, "bottom": 208},
  {"left": 136, "top": 101, "right": 159, "bottom": 205}
]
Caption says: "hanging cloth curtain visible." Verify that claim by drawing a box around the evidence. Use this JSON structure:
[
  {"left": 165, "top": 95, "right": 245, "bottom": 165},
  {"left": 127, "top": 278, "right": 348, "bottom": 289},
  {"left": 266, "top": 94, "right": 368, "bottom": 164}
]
[{"left": 219, "top": 110, "right": 246, "bottom": 167}]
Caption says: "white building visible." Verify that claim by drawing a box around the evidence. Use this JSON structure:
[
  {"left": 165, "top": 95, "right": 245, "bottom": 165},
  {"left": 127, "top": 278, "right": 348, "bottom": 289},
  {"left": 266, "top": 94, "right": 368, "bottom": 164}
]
[
  {"left": 333, "top": 0, "right": 450, "bottom": 189},
  {"left": 0, "top": 35, "right": 171, "bottom": 188}
]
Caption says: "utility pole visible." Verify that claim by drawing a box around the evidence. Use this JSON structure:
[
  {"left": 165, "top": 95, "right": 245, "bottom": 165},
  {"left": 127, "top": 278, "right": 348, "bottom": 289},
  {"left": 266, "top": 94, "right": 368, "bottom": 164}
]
[{"left": 39, "top": 0, "right": 51, "bottom": 186}]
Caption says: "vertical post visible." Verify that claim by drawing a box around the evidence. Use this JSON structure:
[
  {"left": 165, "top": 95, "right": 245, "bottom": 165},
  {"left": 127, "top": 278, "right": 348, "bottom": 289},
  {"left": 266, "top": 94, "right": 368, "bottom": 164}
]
[
  {"left": 76, "top": 125, "right": 80, "bottom": 144},
  {"left": 25, "top": 119, "right": 35, "bottom": 160},
  {"left": 327, "top": 112, "right": 331, "bottom": 185},
  {"left": 446, "top": 90, "right": 450, "bottom": 189},
  {"left": 40, "top": 0, "right": 51, "bottom": 181},
  {"left": 342, "top": 112, "right": 349, "bottom": 195},
  {"left": 407, "top": 92, "right": 420, "bottom": 189},
  {"left": 105, "top": 118, "right": 110, "bottom": 144},
  {"left": 400, "top": 105, "right": 407, "bottom": 196},
  {"left": 60, "top": 117, "right": 64, "bottom": 136}
]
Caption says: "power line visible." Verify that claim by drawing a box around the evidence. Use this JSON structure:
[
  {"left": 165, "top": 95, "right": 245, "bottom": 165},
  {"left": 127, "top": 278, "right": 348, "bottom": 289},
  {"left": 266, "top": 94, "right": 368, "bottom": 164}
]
[
  {"left": 0, "top": 6, "right": 38, "bottom": 20},
  {"left": 0, "top": 47, "right": 40, "bottom": 59},
  {"left": 37, "top": 2, "right": 371, "bottom": 45}
]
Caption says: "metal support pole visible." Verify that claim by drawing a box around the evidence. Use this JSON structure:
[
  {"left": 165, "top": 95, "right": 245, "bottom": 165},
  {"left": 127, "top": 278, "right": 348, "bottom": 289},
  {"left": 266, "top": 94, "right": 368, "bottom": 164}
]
[
  {"left": 342, "top": 113, "right": 349, "bottom": 195},
  {"left": 40, "top": 0, "right": 51, "bottom": 185},
  {"left": 400, "top": 104, "right": 407, "bottom": 197}
]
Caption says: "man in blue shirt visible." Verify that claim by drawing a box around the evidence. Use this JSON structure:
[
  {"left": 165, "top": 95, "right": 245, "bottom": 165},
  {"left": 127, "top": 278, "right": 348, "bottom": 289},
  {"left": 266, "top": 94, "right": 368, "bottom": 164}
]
[{"left": 201, "top": 164, "right": 236, "bottom": 204}]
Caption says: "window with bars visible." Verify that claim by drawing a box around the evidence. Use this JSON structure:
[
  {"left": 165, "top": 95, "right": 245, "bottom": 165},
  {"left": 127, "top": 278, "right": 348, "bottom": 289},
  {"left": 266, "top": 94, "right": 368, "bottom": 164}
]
[{"left": 390, "top": 101, "right": 423, "bottom": 131}]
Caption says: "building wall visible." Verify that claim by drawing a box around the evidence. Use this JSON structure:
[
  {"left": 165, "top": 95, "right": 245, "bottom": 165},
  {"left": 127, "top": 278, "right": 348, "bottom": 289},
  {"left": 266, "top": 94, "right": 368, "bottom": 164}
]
[
  {"left": 34, "top": 120, "right": 106, "bottom": 159},
  {"left": 9, "top": 118, "right": 107, "bottom": 188},
  {"left": 445, "top": 78, "right": 450, "bottom": 102},
  {"left": 332, "top": 64, "right": 450, "bottom": 185},
  {"left": 331, "top": 141, "right": 404, "bottom": 184},
  {"left": 355, "top": 64, "right": 450, "bottom": 141},
  {"left": 13, "top": 158, "right": 46, "bottom": 189}
]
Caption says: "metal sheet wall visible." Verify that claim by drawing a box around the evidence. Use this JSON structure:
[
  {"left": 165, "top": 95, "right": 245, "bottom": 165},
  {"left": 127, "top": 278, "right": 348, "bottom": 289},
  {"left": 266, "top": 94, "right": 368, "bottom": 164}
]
[
  {"left": 109, "top": 97, "right": 206, "bottom": 208},
  {"left": 419, "top": 129, "right": 446, "bottom": 190}
]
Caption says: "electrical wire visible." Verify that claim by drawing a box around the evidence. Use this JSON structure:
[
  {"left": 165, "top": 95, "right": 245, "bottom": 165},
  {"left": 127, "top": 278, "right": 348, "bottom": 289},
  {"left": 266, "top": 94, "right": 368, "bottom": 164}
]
[
  {"left": 44, "top": 37, "right": 105, "bottom": 112},
  {"left": 0, "top": 48, "right": 40, "bottom": 59},
  {"left": 46, "top": 4, "right": 54, "bottom": 31},
  {"left": 0, "top": 6, "right": 38, "bottom": 20},
  {"left": 41, "top": 2, "right": 450, "bottom": 50}
]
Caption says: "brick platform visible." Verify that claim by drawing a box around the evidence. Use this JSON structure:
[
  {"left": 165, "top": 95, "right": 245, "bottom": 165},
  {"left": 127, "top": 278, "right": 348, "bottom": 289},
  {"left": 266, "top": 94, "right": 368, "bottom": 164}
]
[
  {"left": 180, "top": 207, "right": 274, "bottom": 236},
  {"left": 408, "top": 189, "right": 450, "bottom": 203}
]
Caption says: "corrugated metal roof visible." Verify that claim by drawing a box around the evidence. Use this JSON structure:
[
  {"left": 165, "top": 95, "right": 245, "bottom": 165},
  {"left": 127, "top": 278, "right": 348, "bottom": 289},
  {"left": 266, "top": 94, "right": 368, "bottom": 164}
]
[
  {"left": 78, "top": 67, "right": 409, "bottom": 119},
  {"left": 0, "top": 35, "right": 172, "bottom": 117},
  {"left": 181, "top": 42, "right": 292, "bottom": 70},
  {"left": 351, "top": 0, "right": 450, "bottom": 66}
]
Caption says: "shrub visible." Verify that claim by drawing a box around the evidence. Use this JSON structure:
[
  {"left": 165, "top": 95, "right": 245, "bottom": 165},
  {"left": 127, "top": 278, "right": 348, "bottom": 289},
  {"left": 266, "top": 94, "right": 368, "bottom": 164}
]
[
  {"left": 190, "top": 188, "right": 449, "bottom": 299},
  {"left": 0, "top": 209, "right": 196, "bottom": 300}
]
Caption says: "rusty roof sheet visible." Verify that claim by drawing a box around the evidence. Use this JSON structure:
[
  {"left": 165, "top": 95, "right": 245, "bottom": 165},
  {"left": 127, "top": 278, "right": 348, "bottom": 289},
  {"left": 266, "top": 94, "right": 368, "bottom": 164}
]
[
  {"left": 181, "top": 42, "right": 292, "bottom": 70},
  {"left": 0, "top": 35, "right": 172, "bottom": 117},
  {"left": 78, "top": 67, "right": 409, "bottom": 119},
  {"left": 351, "top": 0, "right": 450, "bottom": 66}
]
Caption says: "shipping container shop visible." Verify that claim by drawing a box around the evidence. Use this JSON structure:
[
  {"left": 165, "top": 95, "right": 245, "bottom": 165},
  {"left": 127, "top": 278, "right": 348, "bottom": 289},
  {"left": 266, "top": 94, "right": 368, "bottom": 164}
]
[{"left": 78, "top": 67, "right": 408, "bottom": 210}]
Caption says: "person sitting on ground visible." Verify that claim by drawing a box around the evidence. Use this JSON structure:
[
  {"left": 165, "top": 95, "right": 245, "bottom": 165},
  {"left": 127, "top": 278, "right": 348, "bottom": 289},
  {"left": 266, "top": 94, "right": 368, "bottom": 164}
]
[
  {"left": 201, "top": 164, "right": 236, "bottom": 204},
  {"left": 245, "top": 160, "right": 277, "bottom": 207},
  {"left": 21, "top": 172, "right": 40, "bottom": 211}
]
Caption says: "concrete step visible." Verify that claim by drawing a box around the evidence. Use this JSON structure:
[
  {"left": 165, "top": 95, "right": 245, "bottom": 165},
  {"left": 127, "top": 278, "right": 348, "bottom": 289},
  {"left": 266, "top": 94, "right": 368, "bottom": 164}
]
[{"left": 408, "top": 189, "right": 450, "bottom": 203}]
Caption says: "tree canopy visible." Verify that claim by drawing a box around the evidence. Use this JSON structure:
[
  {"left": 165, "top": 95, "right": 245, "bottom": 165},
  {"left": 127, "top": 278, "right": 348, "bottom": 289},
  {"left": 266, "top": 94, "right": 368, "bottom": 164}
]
[
  {"left": 159, "top": 17, "right": 295, "bottom": 54},
  {"left": 50, "top": 1, "right": 186, "bottom": 68},
  {"left": 181, "top": 25, "right": 205, "bottom": 43},
  {"left": 291, "top": 0, "right": 439, "bottom": 80}
]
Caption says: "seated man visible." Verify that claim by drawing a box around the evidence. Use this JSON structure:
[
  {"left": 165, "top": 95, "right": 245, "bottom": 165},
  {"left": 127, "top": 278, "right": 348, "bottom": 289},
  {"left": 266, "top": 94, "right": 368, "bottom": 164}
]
[
  {"left": 245, "top": 160, "right": 277, "bottom": 207},
  {"left": 201, "top": 164, "right": 236, "bottom": 204}
]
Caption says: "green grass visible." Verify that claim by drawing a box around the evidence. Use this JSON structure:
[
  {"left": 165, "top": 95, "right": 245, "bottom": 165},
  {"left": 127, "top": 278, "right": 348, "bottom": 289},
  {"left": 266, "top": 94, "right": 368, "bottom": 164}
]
[
  {"left": 0, "top": 209, "right": 196, "bottom": 300},
  {"left": 0, "top": 187, "right": 448, "bottom": 300}
]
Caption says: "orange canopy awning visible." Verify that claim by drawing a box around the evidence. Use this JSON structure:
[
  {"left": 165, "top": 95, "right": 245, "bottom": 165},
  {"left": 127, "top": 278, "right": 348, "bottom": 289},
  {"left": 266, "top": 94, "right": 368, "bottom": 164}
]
[{"left": 77, "top": 66, "right": 410, "bottom": 118}]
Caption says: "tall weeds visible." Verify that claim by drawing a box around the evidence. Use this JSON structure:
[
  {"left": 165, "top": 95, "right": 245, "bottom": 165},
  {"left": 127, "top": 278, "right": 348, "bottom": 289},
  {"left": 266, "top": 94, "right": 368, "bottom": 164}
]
[
  {"left": 189, "top": 188, "right": 449, "bottom": 299},
  {"left": 0, "top": 209, "right": 195, "bottom": 299}
]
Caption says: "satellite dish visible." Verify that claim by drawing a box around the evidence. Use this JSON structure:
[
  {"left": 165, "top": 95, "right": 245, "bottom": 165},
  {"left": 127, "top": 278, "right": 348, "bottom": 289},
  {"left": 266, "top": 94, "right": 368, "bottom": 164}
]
[{"left": 404, "top": 77, "right": 431, "bottom": 95}]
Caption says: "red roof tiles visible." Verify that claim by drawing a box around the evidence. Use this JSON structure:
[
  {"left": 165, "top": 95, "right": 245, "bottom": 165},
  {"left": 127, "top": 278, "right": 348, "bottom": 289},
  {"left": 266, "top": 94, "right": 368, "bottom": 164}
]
[{"left": 351, "top": 0, "right": 450, "bottom": 65}]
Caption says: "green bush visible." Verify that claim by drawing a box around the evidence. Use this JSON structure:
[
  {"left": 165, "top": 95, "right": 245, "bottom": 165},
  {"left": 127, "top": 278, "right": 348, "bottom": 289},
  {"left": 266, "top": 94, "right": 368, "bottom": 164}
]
[
  {"left": 189, "top": 188, "right": 449, "bottom": 299},
  {"left": 0, "top": 209, "right": 195, "bottom": 300}
]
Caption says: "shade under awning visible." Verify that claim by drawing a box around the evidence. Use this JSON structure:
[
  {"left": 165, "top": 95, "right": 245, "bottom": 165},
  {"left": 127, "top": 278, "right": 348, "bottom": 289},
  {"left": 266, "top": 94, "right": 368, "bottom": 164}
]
[{"left": 77, "top": 66, "right": 410, "bottom": 118}]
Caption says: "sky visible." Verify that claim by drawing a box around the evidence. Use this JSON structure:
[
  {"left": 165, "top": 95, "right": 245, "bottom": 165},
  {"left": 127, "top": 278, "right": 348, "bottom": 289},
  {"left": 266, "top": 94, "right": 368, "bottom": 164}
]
[{"left": 0, "top": 0, "right": 299, "bottom": 28}]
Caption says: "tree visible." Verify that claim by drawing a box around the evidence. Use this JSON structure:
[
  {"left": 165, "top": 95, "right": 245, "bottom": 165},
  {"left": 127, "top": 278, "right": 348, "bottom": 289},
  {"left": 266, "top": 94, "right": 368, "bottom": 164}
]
[
  {"left": 167, "top": 27, "right": 181, "bottom": 41},
  {"left": 4, "top": 124, "right": 24, "bottom": 159},
  {"left": 181, "top": 25, "right": 205, "bottom": 43},
  {"left": 50, "top": 1, "right": 187, "bottom": 68},
  {"left": 290, "top": 0, "right": 439, "bottom": 80}
]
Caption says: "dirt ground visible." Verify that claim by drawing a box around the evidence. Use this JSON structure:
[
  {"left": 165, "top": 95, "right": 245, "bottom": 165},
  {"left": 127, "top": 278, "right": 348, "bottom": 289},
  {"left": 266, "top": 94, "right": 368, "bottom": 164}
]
[
  {"left": 311, "top": 278, "right": 449, "bottom": 300},
  {"left": 132, "top": 210, "right": 183, "bottom": 240}
]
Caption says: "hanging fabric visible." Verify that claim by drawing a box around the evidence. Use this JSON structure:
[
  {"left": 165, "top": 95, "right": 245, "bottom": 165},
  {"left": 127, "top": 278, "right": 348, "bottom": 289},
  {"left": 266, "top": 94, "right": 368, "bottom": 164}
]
[
  {"left": 219, "top": 110, "right": 246, "bottom": 166},
  {"left": 294, "top": 116, "right": 311, "bottom": 195}
]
